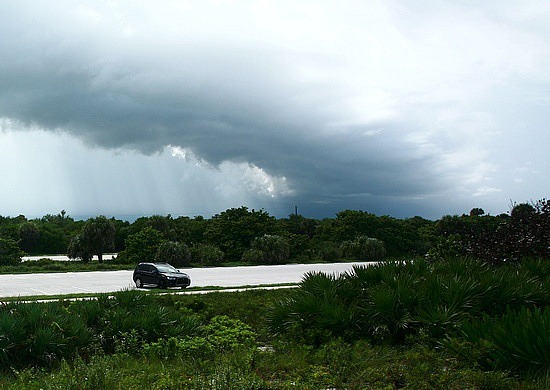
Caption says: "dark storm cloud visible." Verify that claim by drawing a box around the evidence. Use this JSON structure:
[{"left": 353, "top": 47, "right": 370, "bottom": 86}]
[
  {"left": 1, "top": 1, "right": 549, "bottom": 219},
  {"left": 0, "top": 6, "right": 435, "bottom": 199}
]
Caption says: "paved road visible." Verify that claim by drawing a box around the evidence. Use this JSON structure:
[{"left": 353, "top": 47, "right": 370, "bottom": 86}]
[
  {"left": 0, "top": 262, "right": 371, "bottom": 298},
  {"left": 22, "top": 254, "right": 117, "bottom": 262}
]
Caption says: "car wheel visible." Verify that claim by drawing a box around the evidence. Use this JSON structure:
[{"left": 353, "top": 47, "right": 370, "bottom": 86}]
[
  {"left": 135, "top": 277, "right": 143, "bottom": 288},
  {"left": 158, "top": 279, "right": 167, "bottom": 289}
]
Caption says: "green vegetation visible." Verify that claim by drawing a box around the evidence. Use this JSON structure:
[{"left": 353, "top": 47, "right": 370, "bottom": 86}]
[
  {"left": 268, "top": 258, "right": 549, "bottom": 371},
  {"left": 0, "top": 237, "right": 24, "bottom": 266},
  {"left": 1, "top": 200, "right": 549, "bottom": 269},
  {"left": 154, "top": 240, "right": 191, "bottom": 267},
  {"left": 0, "top": 266, "right": 548, "bottom": 388},
  {"left": 341, "top": 235, "right": 386, "bottom": 261},
  {"left": 0, "top": 258, "right": 131, "bottom": 274},
  {"left": 67, "top": 216, "right": 115, "bottom": 263},
  {"left": 1, "top": 200, "right": 549, "bottom": 387},
  {"left": 243, "top": 234, "right": 291, "bottom": 265}
]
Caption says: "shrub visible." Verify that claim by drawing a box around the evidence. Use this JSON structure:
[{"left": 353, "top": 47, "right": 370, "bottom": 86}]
[
  {"left": 118, "top": 227, "right": 165, "bottom": 264},
  {"left": 0, "top": 301, "right": 94, "bottom": 369},
  {"left": 202, "top": 315, "right": 256, "bottom": 352},
  {"left": 155, "top": 241, "right": 191, "bottom": 267},
  {"left": 340, "top": 235, "right": 386, "bottom": 261},
  {"left": 241, "top": 248, "right": 264, "bottom": 264},
  {"left": 268, "top": 257, "right": 550, "bottom": 354},
  {"left": 435, "top": 199, "right": 550, "bottom": 264},
  {"left": 68, "top": 290, "right": 203, "bottom": 354},
  {"left": 426, "top": 234, "right": 463, "bottom": 261},
  {"left": 143, "top": 336, "right": 214, "bottom": 361},
  {"left": 66, "top": 234, "right": 93, "bottom": 262},
  {"left": 268, "top": 272, "right": 362, "bottom": 345},
  {"left": 100, "top": 292, "right": 202, "bottom": 353},
  {"left": 0, "top": 237, "right": 24, "bottom": 266},
  {"left": 143, "top": 315, "right": 256, "bottom": 362},
  {"left": 302, "top": 240, "right": 342, "bottom": 263},
  {"left": 190, "top": 243, "right": 224, "bottom": 266},
  {"left": 246, "top": 234, "right": 290, "bottom": 265},
  {"left": 447, "top": 306, "right": 550, "bottom": 375}
]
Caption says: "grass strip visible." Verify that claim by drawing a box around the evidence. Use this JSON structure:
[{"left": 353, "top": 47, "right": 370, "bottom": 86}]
[{"left": 0, "top": 283, "right": 298, "bottom": 303}]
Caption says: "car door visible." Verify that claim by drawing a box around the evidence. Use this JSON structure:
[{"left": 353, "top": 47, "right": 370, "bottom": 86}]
[{"left": 142, "top": 264, "right": 157, "bottom": 285}]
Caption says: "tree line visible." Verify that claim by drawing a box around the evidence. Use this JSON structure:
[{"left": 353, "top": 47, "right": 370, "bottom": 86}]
[{"left": 0, "top": 199, "right": 548, "bottom": 267}]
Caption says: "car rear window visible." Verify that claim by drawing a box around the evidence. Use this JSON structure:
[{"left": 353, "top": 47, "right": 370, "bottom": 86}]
[{"left": 156, "top": 264, "right": 176, "bottom": 273}]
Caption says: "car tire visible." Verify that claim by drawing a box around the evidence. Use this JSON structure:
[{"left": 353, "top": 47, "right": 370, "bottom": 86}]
[
  {"left": 135, "top": 278, "right": 143, "bottom": 288},
  {"left": 158, "top": 279, "right": 167, "bottom": 289}
]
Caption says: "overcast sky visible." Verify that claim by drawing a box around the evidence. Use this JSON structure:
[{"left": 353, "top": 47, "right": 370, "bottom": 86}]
[{"left": 1, "top": 1, "right": 549, "bottom": 221}]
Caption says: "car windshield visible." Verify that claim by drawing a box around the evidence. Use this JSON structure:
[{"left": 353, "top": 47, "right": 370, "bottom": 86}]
[{"left": 156, "top": 264, "right": 177, "bottom": 273}]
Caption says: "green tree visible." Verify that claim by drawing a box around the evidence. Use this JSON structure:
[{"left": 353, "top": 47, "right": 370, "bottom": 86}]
[
  {"left": 66, "top": 234, "right": 93, "bottom": 262},
  {"left": 81, "top": 216, "right": 116, "bottom": 263},
  {"left": 33, "top": 211, "right": 81, "bottom": 254},
  {"left": 128, "top": 215, "right": 177, "bottom": 241},
  {"left": 317, "top": 210, "right": 379, "bottom": 242},
  {"left": 277, "top": 214, "right": 318, "bottom": 238},
  {"left": 245, "top": 234, "right": 290, "bottom": 265},
  {"left": 317, "top": 210, "right": 428, "bottom": 257},
  {"left": 496, "top": 199, "right": 550, "bottom": 262},
  {"left": 33, "top": 223, "right": 68, "bottom": 254},
  {"left": 510, "top": 203, "right": 535, "bottom": 222},
  {"left": 190, "top": 243, "right": 224, "bottom": 266},
  {"left": 469, "top": 208, "right": 485, "bottom": 217},
  {"left": 155, "top": 241, "right": 191, "bottom": 267},
  {"left": 0, "top": 215, "right": 27, "bottom": 242},
  {"left": 0, "top": 237, "right": 24, "bottom": 265},
  {"left": 18, "top": 222, "right": 40, "bottom": 253},
  {"left": 434, "top": 200, "right": 549, "bottom": 264},
  {"left": 173, "top": 215, "right": 208, "bottom": 244},
  {"left": 341, "top": 235, "right": 386, "bottom": 261},
  {"left": 120, "top": 227, "right": 165, "bottom": 264},
  {"left": 110, "top": 218, "right": 131, "bottom": 252},
  {"left": 204, "top": 207, "right": 278, "bottom": 261}
]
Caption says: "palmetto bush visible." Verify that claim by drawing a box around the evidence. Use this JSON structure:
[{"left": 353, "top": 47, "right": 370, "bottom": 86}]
[
  {"left": 2, "top": 286, "right": 547, "bottom": 389},
  {"left": 268, "top": 262, "right": 422, "bottom": 345},
  {"left": 446, "top": 306, "right": 550, "bottom": 376},
  {"left": 87, "top": 290, "right": 202, "bottom": 353},
  {"left": 491, "top": 307, "right": 550, "bottom": 375},
  {"left": 267, "top": 257, "right": 550, "bottom": 354},
  {"left": 0, "top": 305, "right": 26, "bottom": 368},
  {"left": 267, "top": 271, "right": 362, "bottom": 344},
  {"left": 0, "top": 290, "right": 204, "bottom": 371},
  {"left": 365, "top": 281, "right": 418, "bottom": 344},
  {"left": 415, "top": 272, "right": 493, "bottom": 341},
  {"left": 0, "top": 301, "right": 93, "bottom": 369},
  {"left": 522, "top": 257, "right": 550, "bottom": 281}
]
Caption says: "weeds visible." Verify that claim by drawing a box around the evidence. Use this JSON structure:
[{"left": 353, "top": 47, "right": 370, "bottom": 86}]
[
  {"left": 447, "top": 306, "right": 550, "bottom": 376},
  {"left": 0, "top": 260, "right": 548, "bottom": 388},
  {"left": 267, "top": 256, "right": 550, "bottom": 381}
]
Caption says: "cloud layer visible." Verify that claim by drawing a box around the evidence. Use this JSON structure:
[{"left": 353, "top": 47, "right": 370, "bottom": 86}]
[{"left": 1, "top": 1, "right": 549, "bottom": 219}]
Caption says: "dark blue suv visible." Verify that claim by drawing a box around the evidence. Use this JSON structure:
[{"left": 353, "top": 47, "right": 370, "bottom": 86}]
[{"left": 133, "top": 262, "right": 191, "bottom": 289}]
